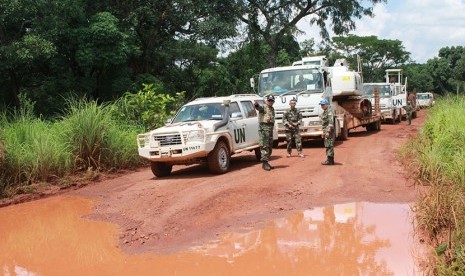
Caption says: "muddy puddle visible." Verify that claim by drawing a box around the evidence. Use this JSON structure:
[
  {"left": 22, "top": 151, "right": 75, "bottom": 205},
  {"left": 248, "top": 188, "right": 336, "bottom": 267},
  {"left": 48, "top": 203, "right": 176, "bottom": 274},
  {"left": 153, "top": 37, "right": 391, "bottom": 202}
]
[{"left": 0, "top": 196, "right": 422, "bottom": 275}]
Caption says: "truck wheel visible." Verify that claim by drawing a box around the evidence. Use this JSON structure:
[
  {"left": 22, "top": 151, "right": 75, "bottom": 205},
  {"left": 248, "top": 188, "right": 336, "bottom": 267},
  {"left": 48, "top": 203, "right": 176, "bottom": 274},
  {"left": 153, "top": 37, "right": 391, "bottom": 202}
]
[
  {"left": 391, "top": 110, "right": 396, "bottom": 124},
  {"left": 340, "top": 127, "right": 349, "bottom": 141},
  {"left": 366, "top": 122, "right": 377, "bottom": 132},
  {"left": 254, "top": 148, "right": 261, "bottom": 162},
  {"left": 207, "top": 141, "right": 230, "bottom": 174},
  {"left": 151, "top": 162, "right": 172, "bottom": 177}
]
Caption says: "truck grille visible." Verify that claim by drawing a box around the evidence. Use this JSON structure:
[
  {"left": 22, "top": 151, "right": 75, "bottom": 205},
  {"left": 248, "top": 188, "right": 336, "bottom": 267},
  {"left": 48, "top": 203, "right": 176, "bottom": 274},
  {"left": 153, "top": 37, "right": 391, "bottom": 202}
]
[{"left": 153, "top": 133, "right": 183, "bottom": 146}]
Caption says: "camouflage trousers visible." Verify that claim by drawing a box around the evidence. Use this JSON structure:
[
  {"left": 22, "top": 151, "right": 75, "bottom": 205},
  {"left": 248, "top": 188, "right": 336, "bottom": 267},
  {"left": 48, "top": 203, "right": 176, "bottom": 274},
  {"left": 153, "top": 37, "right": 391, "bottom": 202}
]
[
  {"left": 406, "top": 112, "right": 412, "bottom": 125},
  {"left": 259, "top": 123, "right": 274, "bottom": 162},
  {"left": 324, "top": 130, "right": 335, "bottom": 157},
  {"left": 285, "top": 128, "right": 302, "bottom": 154}
]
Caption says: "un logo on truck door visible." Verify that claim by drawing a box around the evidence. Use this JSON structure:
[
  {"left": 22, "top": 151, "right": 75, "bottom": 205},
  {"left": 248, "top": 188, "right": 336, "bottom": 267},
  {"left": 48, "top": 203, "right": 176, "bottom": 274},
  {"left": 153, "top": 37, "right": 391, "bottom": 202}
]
[
  {"left": 234, "top": 128, "right": 246, "bottom": 143},
  {"left": 392, "top": 98, "right": 403, "bottom": 107}
]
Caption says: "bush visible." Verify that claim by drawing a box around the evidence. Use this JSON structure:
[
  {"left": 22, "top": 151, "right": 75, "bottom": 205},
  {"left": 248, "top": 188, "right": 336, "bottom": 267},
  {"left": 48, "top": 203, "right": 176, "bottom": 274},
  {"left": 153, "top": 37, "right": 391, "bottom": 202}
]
[{"left": 400, "top": 95, "right": 465, "bottom": 274}]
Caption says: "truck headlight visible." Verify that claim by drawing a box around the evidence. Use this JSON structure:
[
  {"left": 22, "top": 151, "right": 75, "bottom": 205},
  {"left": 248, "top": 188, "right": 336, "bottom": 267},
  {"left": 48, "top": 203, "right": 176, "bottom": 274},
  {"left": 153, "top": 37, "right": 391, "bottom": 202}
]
[
  {"left": 144, "top": 135, "right": 150, "bottom": 145},
  {"left": 186, "top": 130, "right": 204, "bottom": 143}
]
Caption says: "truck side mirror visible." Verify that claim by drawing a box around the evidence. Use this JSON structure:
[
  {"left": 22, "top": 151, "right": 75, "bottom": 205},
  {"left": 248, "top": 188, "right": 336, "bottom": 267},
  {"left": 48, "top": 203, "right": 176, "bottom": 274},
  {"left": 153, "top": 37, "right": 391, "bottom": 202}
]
[
  {"left": 230, "top": 112, "right": 243, "bottom": 119},
  {"left": 250, "top": 78, "right": 255, "bottom": 88},
  {"left": 165, "top": 118, "right": 172, "bottom": 125}
]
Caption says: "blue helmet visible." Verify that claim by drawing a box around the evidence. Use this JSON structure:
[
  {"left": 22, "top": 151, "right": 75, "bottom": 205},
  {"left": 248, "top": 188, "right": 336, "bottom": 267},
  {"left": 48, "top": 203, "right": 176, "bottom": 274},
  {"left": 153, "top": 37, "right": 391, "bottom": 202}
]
[{"left": 319, "top": 98, "right": 329, "bottom": 105}]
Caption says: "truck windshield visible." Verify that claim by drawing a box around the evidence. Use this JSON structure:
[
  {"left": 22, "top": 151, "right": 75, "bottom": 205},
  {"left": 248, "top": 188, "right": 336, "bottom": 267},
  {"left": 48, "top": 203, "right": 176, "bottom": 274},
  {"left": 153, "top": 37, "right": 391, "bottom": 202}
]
[
  {"left": 362, "top": 84, "right": 392, "bottom": 98},
  {"left": 258, "top": 68, "right": 323, "bottom": 96},
  {"left": 417, "top": 94, "right": 430, "bottom": 99},
  {"left": 172, "top": 103, "right": 225, "bottom": 123}
]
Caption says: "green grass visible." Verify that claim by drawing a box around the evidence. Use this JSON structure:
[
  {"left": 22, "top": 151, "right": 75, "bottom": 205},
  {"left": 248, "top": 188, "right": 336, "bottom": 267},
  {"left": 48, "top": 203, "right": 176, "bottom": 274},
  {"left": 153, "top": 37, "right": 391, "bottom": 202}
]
[
  {"left": 0, "top": 97, "right": 145, "bottom": 197},
  {"left": 400, "top": 95, "right": 465, "bottom": 274}
]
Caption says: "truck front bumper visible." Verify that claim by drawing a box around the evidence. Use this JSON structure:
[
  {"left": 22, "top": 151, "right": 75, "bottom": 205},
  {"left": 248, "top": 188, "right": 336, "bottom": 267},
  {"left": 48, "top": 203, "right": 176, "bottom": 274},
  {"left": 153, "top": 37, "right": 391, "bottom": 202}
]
[
  {"left": 277, "top": 126, "right": 323, "bottom": 140},
  {"left": 138, "top": 144, "right": 210, "bottom": 163}
]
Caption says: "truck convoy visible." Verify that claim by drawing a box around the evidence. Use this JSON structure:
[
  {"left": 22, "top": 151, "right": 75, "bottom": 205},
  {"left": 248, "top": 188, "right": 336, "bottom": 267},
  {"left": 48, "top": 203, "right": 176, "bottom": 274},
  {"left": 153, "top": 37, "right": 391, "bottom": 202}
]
[
  {"left": 137, "top": 94, "right": 277, "bottom": 177},
  {"left": 252, "top": 56, "right": 381, "bottom": 143}
]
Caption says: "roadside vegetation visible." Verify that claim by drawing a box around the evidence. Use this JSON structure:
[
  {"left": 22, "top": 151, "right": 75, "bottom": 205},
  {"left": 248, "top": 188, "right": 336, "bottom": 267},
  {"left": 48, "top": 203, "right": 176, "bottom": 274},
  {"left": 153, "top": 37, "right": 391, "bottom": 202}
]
[
  {"left": 0, "top": 85, "right": 184, "bottom": 198},
  {"left": 400, "top": 95, "right": 465, "bottom": 275}
]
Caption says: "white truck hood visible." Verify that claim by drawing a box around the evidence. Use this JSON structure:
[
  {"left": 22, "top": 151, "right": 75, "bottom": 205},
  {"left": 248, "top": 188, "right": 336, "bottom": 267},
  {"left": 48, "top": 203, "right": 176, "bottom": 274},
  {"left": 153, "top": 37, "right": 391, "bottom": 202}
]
[
  {"left": 273, "top": 93, "right": 323, "bottom": 116},
  {"left": 150, "top": 120, "right": 219, "bottom": 135}
]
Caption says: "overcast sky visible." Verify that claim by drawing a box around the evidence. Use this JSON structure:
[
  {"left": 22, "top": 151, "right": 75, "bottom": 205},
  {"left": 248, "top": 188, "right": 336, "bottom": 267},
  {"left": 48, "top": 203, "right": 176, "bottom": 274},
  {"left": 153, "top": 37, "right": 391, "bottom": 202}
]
[{"left": 297, "top": 0, "right": 465, "bottom": 64}]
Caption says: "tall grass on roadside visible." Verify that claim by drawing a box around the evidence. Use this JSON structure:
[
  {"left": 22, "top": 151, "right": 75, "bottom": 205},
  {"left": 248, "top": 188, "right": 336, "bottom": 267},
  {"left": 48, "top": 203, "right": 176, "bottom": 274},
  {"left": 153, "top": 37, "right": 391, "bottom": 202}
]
[
  {"left": 400, "top": 95, "right": 465, "bottom": 274},
  {"left": 0, "top": 96, "right": 145, "bottom": 197},
  {"left": 61, "top": 98, "right": 112, "bottom": 170},
  {"left": 100, "top": 121, "right": 145, "bottom": 169},
  {"left": 0, "top": 104, "right": 72, "bottom": 196},
  {"left": 61, "top": 98, "right": 144, "bottom": 171}
]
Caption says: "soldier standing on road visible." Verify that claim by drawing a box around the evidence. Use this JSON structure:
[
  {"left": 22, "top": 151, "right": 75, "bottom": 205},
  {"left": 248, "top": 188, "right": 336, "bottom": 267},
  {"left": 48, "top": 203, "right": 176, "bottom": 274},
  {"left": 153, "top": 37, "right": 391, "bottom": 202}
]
[
  {"left": 254, "top": 95, "right": 276, "bottom": 171},
  {"left": 319, "top": 98, "right": 335, "bottom": 165},
  {"left": 283, "top": 99, "right": 304, "bottom": 158},
  {"left": 406, "top": 100, "right": 413, "bottom": 125}
]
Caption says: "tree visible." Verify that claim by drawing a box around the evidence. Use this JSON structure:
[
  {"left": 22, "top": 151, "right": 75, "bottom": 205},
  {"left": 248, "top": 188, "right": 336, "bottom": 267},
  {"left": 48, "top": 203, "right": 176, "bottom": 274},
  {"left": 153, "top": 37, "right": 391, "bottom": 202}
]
[
  {"left": 403, "top": 63, "right": 434, "bottom": 93},
  {"left": 331, "top": 35, "right": 410, "bottom": 82},
  {"left": 234, "top": 0, "right": 385, "bottom": 67},
  {"left": 426, "top": 57, "right": 454, "bottom": 95}
]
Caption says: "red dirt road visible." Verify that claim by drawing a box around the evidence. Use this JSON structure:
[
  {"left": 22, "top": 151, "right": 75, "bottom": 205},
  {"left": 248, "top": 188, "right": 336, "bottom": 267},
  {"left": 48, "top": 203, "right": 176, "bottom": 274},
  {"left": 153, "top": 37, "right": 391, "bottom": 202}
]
[{"left": 73, "top": 111, "right": 426, "bottom": 254}]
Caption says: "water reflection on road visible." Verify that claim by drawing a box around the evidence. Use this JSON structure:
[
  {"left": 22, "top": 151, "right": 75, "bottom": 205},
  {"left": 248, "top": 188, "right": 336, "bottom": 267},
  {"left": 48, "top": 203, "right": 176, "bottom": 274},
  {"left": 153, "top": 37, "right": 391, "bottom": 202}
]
[{"left": 0, "top": 197, "right": 420, "bottom": 275}]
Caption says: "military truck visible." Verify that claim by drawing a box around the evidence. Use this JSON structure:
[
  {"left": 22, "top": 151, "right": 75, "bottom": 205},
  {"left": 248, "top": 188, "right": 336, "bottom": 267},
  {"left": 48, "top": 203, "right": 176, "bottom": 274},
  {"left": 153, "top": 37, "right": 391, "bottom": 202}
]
[
  {"left": 362, "top": 83, "right": 402, "bottom": 124},
  {"left": 385, "top": 69, "right": 418, "bottom": 119},
  {"left": 137, "top": 94, "right": 277, "bottom": 177},
  {"left": 416, "top": 92, "right": 435, "bottom": 108},
  {"left": 251, "top": 57, "right": 381, "bottom": 143}
]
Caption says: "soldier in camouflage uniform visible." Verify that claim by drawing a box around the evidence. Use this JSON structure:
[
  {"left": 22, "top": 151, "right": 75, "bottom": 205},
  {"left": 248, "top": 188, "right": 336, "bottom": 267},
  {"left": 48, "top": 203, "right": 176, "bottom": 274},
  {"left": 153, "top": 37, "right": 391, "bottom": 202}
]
[
  {"left": 319, "top": 98, "right": 335, "bottom": 165},
  {"left": 254, "top": 95, "right": 276, "bottom": 171},
  {"left": 405, "top": 101, "right": 413, "bottom": 125},
  {"left": 283, "top": 99, "right": 304, "bottom": 158}
]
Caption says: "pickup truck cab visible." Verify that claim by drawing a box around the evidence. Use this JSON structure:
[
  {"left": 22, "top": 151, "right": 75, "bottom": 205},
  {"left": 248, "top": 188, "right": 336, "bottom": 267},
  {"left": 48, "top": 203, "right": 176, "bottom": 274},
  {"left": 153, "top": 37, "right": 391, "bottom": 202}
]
[{"left": 137, "top": 94, "right": 276, "bottom": 177}]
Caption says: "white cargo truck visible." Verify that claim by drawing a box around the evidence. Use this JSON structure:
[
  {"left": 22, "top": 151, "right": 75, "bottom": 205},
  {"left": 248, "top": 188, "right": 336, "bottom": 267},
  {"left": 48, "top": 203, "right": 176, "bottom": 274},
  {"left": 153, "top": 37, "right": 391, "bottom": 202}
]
[
  {"left": 251, "top": 57, "right": 381, "bottom": 143},
  {"left": 385, "top": 68, "right": 418, "bottom": 119},
  {"left": 416, "top": 92, "right": 434, "bottom": 108},
  {"left": 137, "top": 94, "right": 276, "bottom": 177},
  {"left": 362, "top": 83, "right": 402, "bottom": 123}
]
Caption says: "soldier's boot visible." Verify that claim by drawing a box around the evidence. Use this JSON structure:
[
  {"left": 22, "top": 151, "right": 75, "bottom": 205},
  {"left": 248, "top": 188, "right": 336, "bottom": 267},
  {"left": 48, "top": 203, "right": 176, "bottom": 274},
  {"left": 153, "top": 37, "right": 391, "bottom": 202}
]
[
  {"left": 262, "top": 161, "right": 271, "bottom": 171},
  {"left": 321, "top": 157, "right": 334, "bottom": 165}
]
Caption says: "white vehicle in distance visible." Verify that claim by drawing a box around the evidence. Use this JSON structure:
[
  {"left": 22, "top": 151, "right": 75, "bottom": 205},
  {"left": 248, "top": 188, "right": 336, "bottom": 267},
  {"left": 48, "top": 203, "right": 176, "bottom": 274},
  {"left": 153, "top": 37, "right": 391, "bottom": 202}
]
[
  {"left": 362, "top": 83, "right": 402, "bottom": 123},
  {"left": 137, "top": 94, "right": 277, "bottom": 177},
  {"left": 416, "top": 92, "right": 435, "bottom": 108}
]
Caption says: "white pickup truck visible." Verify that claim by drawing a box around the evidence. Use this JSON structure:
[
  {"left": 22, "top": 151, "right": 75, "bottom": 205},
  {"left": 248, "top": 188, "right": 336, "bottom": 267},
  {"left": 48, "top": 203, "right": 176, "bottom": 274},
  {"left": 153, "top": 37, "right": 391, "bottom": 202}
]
[{"left": 137, "top": 94, "right": 276, "bottom": 177}]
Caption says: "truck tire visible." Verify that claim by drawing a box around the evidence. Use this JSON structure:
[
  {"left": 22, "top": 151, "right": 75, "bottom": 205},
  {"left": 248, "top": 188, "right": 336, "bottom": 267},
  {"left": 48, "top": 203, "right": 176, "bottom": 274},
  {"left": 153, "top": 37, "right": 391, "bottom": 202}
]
[
  {"left": 151, "top": 162, "right": 172, "bottom": 177},
  {"left": 254, "top": 148, "right": 261, "bottom": 162},
  {"left": 366, "top": 121, "right": 378, "bottom": 132},
  {"left": 207, "top": 141, "right": 230, "bottom": 174},
  {"left": 339, "top": 127, "right": 348, "bottom": 141},
  {"left": 339, "top": 116, "right": 349, "bottom": 141}
]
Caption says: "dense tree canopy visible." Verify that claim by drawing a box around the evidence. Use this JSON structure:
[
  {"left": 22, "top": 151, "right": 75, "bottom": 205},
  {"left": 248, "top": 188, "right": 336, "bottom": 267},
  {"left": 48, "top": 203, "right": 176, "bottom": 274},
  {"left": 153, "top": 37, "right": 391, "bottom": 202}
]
[
  {"left": 1, "top": 0, "right": 464, "bottom": 117},
  {"left": 331, "top": 35, "right": 410, "bottom": 82},
  {"left": 234, "top": 0, "right": 385, "bottom": 67}
]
